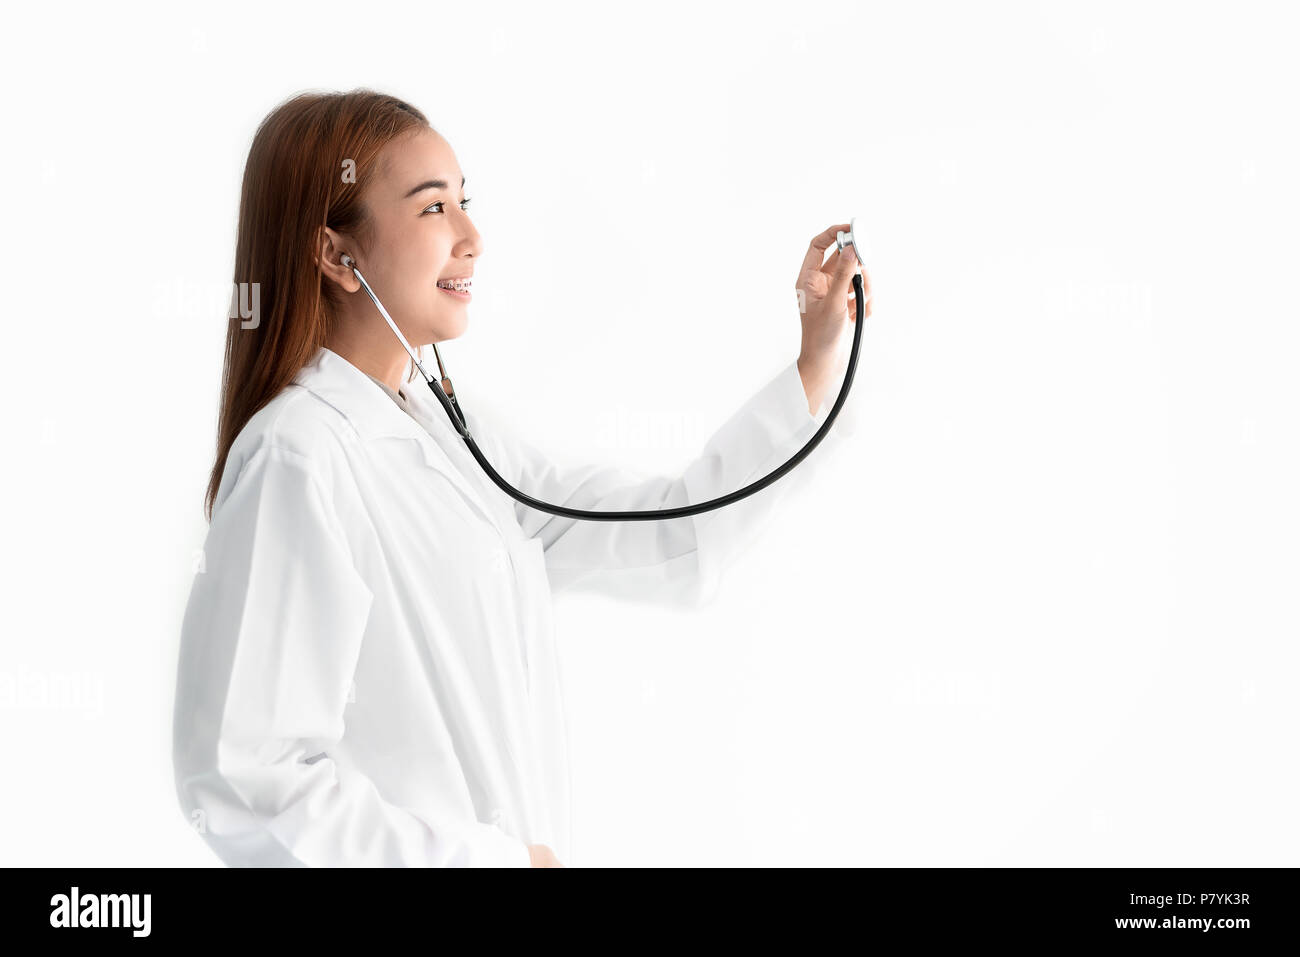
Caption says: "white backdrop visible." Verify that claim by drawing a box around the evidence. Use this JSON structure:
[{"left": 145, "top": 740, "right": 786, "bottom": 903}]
[{"left": 0, "top": 0, "right": 1295, "bottom": 867}]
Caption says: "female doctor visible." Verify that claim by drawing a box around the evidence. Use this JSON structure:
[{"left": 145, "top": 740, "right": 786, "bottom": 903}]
[{"left": 172, "top": 89, "right": 869, "bottom": 868}]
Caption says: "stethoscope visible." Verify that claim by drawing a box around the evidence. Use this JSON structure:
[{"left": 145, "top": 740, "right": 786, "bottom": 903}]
[{"left": 340, "top": 219, "right": 866, "bottom": 522}]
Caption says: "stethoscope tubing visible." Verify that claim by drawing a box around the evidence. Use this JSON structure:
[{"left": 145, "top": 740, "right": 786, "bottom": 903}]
[{"left": 343, "top": 257, "right": 865, "bottom": 522}]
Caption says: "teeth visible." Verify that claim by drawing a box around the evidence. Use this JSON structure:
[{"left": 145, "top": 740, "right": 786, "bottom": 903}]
[{"left": 438, "top": 278, "right": 471, "bottom": 292}]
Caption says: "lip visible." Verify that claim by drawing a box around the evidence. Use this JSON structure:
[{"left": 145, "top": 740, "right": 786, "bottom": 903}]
[{"left": 438, "top": 284, "right": 472, "bottom": 301}]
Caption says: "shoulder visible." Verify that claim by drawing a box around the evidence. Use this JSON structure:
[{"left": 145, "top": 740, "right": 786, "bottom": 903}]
[{"left": 217, "top": 384, "right": 360, "bottom": 510}]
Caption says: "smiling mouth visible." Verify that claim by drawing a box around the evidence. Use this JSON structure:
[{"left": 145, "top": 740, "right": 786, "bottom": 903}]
[{"left": 436, "top": 278, "right": 472, "bottom": 293}]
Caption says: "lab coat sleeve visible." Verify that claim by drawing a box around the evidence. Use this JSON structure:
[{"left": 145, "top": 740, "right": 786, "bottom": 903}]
[
  {"left": 173, "top": 444, "right": 531, "bottom": 867},
  {"left": 471, "top": 357, "right": 850, "bottom": 606}
]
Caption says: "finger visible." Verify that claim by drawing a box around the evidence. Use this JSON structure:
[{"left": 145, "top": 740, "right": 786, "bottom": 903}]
[
  {"left": 846, "top": 267, "right": 872, "bottom": 298},
  {"left": 820, "top": 245, "right": 847, "bottom": 278},
  {"left": 847, "top": 285, "right": 873, "bottom": 321},
  {"left": 845, "top": 293, "right": 873, "bottom": 321},
  {"left": 828, "top": 243, "right": 860, "bottom": 302},
  {"left": 800, "top": 223, "right": 851, "bottom": 277},
  {"left": 854, "top": 283, "right": 874, "bottom": 322}
]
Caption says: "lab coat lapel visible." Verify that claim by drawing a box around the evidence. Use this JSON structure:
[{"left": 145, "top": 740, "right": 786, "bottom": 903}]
[
  {"left": 400, "top": 377, "right": 522, "bottom": 533},
  {"left": 293, "top": 348, "right": 502, "bottom": 529}
]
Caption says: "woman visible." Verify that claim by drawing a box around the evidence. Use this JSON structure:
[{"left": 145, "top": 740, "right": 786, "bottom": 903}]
[{"left": 172, "top": 89, "right": 869, "bottom": 868}]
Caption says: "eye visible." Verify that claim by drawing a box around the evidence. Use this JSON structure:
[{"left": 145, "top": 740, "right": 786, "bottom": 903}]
[{"left": 422, "top": 197, "right": 473, "bottom": 215}]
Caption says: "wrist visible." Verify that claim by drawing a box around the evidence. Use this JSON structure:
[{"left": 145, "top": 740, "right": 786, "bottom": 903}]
[{"left": 796, "top": 353, "right": 829, "bottom": 417}]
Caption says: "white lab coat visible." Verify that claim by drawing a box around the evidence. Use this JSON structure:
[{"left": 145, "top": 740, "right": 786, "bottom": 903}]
[{"left": 172, "top": 344, "right": 844, "bottom": 867}]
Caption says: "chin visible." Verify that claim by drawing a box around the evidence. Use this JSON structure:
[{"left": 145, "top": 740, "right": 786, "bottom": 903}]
[{"left": 434, "top": 316, "right": 469, "bottom": 340}]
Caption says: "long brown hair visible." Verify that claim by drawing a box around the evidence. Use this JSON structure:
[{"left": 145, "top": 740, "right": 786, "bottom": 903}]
[{"left": 204, "top": 89, "right": 430, "bottom": 520}]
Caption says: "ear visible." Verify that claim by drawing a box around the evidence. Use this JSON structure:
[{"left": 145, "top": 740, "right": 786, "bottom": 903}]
[{"left": 316, "top": 226, "right": 360, "bottom": 292}]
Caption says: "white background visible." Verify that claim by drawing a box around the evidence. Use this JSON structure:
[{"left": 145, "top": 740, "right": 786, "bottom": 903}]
[{"left": 0, "top": 0, "right": 1295, "bottom": 866}]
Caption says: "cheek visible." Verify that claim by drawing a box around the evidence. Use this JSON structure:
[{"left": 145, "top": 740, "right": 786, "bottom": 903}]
[
  {"left": 395, "top": 236, "right": 433, "bottom": 275},
  {"left": 385, "top": 222, "right": 434, "bottom": 265},
  {"left": 389, "top": 249, "right": 440, "bottom": 302}
]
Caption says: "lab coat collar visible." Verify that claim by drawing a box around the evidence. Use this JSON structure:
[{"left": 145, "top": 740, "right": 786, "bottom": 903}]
[
  {"left": 293, "top": 346, "right": 431, "bottom": 442},
  {"left": 293, "top": 346, "right": 505, "bottom": 528}
]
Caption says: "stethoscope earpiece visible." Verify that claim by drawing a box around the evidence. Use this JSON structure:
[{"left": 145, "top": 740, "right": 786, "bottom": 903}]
[{"left": 339, "top": 250, "right": 467, "bottom": 436}]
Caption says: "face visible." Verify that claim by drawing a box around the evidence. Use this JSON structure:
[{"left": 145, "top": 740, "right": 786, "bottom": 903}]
[{"left": 337, "top": 127, "right": 481, "bottom": 346}]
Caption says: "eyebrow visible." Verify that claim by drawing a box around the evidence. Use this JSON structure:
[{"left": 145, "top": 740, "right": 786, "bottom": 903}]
[{"left": 404, "top": 175, "right": 466, "bottom": 198}]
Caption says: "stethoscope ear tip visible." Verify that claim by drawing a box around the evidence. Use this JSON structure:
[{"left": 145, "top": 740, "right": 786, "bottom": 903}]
[{"left": 341, "top": 254, "right": 355, "bottom": 269}]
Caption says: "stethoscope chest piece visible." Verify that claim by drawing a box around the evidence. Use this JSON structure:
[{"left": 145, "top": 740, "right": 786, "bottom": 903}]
[{"left": 836, "top": 217, "right": 868, "bottom": 267}]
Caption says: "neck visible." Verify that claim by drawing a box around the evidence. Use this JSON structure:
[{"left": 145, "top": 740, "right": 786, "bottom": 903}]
[{"left": 326, "top": 330, "right": 413, "bottom": 393}]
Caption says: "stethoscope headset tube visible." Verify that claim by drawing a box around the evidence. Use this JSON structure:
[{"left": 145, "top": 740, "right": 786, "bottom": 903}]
[{"left": 341, "top": 226, "right": 865, "bottom": 522}]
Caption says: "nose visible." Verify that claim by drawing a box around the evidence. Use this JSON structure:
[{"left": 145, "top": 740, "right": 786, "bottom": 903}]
[{"left": 456, "top": 214, "right": 483, "bottom": 260}]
